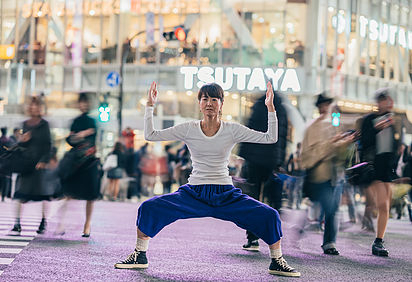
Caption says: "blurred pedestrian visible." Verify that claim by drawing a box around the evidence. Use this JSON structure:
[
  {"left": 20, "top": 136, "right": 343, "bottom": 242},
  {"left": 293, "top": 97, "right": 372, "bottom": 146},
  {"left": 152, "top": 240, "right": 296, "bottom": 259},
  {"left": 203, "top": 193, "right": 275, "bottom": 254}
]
[
  {"left": 360, "top": 88, "right": 402, "bottom": 256},
  {"left": 8, "top": 128, "right": 21, "bottom": 146},
  {"left": 0, "top": 127, "right": 10, "bottom": 146},
  {"left": 10, "top": 97, "right": 52, "bottom": 235},
  {"left": 286, "top": 142, "right": 304, "bottom": 209},
  {"left": 122, "top": 127, "right": 135, "bottom": 153},
  {"left": 106, "top": 142, "right": 126, "bottom": 201},
  {"left": 57, "top": 93, "right": 100, "bottom": 237},
  {"left": 301, "top": 93, "right": 354, "bottom": 255},
  {"left": 237, "top": 89, "right": 288, "bottom": 251},
  {"left": 162, "top": 144, "right": 176, "bottom": 194},
  {"left": 114, "top": 82, "right": 300, "bottom": 277}
]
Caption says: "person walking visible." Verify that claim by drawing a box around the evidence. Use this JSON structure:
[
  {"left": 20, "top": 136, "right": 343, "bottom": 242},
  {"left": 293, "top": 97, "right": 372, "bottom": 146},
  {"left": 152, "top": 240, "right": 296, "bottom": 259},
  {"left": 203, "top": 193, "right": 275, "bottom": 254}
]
[
  {"left": 237, "top": 90, "right": 288, "bottom": 252},
  {"left": 359, "top": 88, "right": 402, "bottom": 256},
  {"left": 114, "top": 82, "right": 300, "bottom": 277},
  {"left": 57, "top": 93, "right": 100, "bottom": 237},
  {"left": 10, "top": 97, "right": 52, "bottom": 235},
  {"left": 106, "top": 142, "right": 125, "bottom": 201},
  {"left": 301, "top": 93, "right": 354, "bottom": 255}
]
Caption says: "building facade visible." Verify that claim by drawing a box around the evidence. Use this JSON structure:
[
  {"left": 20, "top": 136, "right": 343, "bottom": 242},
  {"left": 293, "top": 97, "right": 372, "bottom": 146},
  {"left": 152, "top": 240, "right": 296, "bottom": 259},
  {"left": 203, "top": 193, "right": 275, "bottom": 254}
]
[{"left": 0, "top": 0, "right": 411, "bottom": 145}]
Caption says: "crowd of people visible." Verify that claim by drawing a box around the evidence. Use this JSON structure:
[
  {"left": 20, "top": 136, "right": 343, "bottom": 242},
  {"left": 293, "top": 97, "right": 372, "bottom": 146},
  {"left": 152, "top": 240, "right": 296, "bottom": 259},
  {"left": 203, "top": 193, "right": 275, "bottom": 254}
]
[{"left": 0, "top": 82, "right": 411, "bottom": 277}]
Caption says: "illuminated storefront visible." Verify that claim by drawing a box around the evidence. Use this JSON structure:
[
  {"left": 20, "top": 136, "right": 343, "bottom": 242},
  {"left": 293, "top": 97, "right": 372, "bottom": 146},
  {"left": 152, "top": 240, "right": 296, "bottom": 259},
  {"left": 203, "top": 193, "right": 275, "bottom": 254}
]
[{"left": 0, "top": 0, "right": 411, "bottom": 144}]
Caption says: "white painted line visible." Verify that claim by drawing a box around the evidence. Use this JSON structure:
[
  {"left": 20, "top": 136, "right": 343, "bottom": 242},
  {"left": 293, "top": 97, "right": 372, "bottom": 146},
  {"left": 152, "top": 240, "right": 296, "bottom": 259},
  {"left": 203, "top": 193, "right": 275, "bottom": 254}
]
[
  {"left": 0, "top": 248, "right": 22, "bottom": 254},
  {"left": 0, "top": 241, "right": 29, "bottom": 246},
  {"left": 0, "top": 236, "right": 34, "bottom": 241},
  {"left": 0, "top": 270, "right": 3, "bottom": 275},
  {"left": 0, "top": 221, "right": 41, "bottom": 225},
  {"left": 20, "top": 231, "right": 37, "bottom": 236},
  {"left": 0, "top": 225, "right": 38, "bottom": 231},
  {"left": 0, "top": 258, "right": 14, "bottom": 264}
]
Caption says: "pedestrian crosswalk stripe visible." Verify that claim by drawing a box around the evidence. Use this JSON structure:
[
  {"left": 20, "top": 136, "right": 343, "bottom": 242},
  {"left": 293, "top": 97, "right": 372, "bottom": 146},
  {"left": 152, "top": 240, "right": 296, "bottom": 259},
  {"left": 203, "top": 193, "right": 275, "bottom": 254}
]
[
  {"left": 0, "top": 248, "right": 22, "bottom": 254},
  {"left": 0, "top": 271, "right": 3, "bottom": 275},
  {"left": 0, "top": 258, "right": 14, "bottom": 265},
  {"left": 0, "top": 220, "right": 42, "bottom": 225},
  {"left": 0, "top": 236, "right": 34, "bottom": 241},
  {"left": 0, "top": 241, "right": 29, "bottom": 247},
  {"left": 0, "top": 225, "right": 38, "bottom": 231}
]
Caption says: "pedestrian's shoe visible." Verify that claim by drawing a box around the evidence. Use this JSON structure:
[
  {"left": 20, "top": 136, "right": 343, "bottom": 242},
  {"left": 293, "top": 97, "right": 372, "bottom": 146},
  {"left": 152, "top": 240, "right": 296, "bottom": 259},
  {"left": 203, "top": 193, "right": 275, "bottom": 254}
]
[
  {"left": 268, "top": 256, "right": 301, "bottom": 277},
  {"left": 114, "top": 249, "right": 148, "bottom": 269},
  {"left": 242, "top": 240, "right": 259, "bottom": 252},
  {"left": 36, "top": 218, "right": 46, "bottom": 234},
  {"left": 323, "top": 248, "right": 340, "bottom": 255},
  {"left": 9, "top": 224, "right": 22, "bottom": 236},
  {"left": 372, "top": 240, "right": 389, "bottom": 257}
]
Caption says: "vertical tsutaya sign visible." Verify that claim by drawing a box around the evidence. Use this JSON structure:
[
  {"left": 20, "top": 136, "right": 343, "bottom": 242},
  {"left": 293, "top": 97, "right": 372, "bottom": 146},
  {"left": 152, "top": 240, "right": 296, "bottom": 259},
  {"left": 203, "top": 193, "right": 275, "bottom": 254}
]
[
  {"left": 146, "top": 12, "right": 155, "bottom": 46},
  {"left": 180, "top": 67, "right": 302, "bottom": 92}
]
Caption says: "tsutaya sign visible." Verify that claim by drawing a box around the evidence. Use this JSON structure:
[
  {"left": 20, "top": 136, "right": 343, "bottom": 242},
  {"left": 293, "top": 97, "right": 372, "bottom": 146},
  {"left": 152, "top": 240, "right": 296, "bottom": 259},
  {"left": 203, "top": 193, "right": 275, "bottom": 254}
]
[
  {"left": 333, "top": 14, "right": 412, "bottom": 49},
  {"left": 180, "top": 66, "right": 302, "bottom": 92}
]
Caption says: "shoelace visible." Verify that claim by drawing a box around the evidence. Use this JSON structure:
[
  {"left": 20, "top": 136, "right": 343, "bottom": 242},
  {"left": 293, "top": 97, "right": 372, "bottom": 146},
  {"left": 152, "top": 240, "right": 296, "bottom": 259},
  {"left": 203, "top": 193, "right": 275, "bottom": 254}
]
[
  {"left": 124, "top": 251, "right": 139, "bottom": 263},
  {"left": 276, "top": 257, "right": 294, "bottom": 271}
]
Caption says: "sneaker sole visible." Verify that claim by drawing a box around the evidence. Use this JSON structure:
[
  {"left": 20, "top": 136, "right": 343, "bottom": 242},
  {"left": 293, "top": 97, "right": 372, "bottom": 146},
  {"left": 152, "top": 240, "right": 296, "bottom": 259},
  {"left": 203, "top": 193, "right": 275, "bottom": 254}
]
[
  {"left": 269, "top": 269, "right": 301, "bottom": 277},
  {"left": 114, "top": 263, "right": 149, "bottom": 269},
  {"left": 242, "top": 246, "right": 260, "bottom": 252},
  {"left": 8, "top": 231, "right": 22, "bottom": 236},
  {"left": 372, "top": 249, "right": 389, "bottom": 257}
]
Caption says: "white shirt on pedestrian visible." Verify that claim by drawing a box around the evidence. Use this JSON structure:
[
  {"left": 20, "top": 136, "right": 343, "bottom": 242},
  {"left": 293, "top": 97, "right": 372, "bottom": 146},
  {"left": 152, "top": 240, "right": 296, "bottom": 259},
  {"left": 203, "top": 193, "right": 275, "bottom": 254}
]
[{"left": 144, "top": 107, "right": 278, "bottom": 185}]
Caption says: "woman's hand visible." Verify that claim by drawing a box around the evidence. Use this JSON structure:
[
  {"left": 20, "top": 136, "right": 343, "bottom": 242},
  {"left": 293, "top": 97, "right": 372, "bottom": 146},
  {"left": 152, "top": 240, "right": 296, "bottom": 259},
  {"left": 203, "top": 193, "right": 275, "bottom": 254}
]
[
  {"left": 265, "top": 81, "right": 275, "bottom": 112},
  {"left": 20, "top": 132, "right": 31, "bottom": 142},
  {"left": 147, "top": 81, "right": 158, "bottom": 107},
  {"left": 36, "top": 162, "right": 47, "bottom": 170}
]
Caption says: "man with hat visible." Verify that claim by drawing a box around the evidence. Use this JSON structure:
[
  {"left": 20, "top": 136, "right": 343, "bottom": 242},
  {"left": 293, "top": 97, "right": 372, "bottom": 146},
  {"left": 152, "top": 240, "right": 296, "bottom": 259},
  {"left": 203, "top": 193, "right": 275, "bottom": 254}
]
[
  {"left": 301, "top": 92, "right": 354, "bottom": 255},
  {"left": 359, "top": 87, "right": 402, "bottom": 257}
]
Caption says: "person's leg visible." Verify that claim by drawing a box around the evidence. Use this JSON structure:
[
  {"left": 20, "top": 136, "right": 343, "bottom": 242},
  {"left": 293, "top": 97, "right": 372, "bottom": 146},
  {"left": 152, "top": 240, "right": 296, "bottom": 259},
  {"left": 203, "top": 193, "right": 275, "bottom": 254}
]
[
  {"left": 108, "top": 179, "right": 114, "bottom": 199},
  {"left": 55, "top": 197, "right": 70, "bottom": 234},
  {"left": 370, "top": 181, "right": 391, "bottom": 256},
  {"left": 375, "top": 182, "right": 391, "bottom": 239},
  {"left": 345, "top": 184, "right": 357, "bottom": 223},
  {"left": 10, "top": 201, "right": 23, "bottom": 234},
  {"left": 113, "top": 179, "right": 120, "bottom": 199},
  {"left": 363, "top": 185, "right": 376, "bottom": 232},
  {"left": 115, "top": 186, "right": 211, "bottom": 269},
  {"left": 214, "top": 191, "right": 300, "bottom": 277},
  {"left": 319, "top": 182, "right": 340, "bottom": 254},
  {"left": 83, "top": 200, "right": 94, "bottom": 236},
  {"left": 37, "top": 201, "right": 49, "bottom": 234}
]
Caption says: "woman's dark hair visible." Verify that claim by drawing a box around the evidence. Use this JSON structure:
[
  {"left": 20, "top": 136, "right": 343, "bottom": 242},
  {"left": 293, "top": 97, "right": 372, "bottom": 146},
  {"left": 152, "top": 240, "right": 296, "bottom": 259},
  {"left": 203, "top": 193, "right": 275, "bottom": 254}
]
[
  {"left": 29, "top": 96, "right": 42, "bottom": 106},
  {"left": 114, "top": 141, "right": 124, "bottom": 152},
  {"left": 197, "top": 83, "right": 224, "bottom": 102},
  {"left": 78, "top": 92, "right": 89, "bottom": 103}
]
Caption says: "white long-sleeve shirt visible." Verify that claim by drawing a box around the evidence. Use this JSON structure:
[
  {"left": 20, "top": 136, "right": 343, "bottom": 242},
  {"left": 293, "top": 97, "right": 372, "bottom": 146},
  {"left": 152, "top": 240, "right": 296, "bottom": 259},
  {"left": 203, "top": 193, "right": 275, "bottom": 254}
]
[{"left": 144, "top": 107, "right": 278, "bottom": 185}]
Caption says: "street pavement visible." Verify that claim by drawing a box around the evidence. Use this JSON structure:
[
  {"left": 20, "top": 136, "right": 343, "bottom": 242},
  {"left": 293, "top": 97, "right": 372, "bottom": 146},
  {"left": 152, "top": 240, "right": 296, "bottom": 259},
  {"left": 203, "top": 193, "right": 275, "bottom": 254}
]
[{"left": 0, "top": 199, "right": 411, "bottom": 281}]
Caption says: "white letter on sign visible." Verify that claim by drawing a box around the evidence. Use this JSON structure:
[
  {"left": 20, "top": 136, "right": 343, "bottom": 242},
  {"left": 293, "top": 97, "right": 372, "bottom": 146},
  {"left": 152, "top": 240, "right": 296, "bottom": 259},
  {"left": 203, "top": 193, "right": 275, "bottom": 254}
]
[
  {"left": 180, "top": 67, "right": 198, "bottom": 89},
  {"left": 215, "top": 67, "right": 233, "bottom": 90},
  {"left": 197, "top": 67, "right": 214, "bottom": 88},
  {"left": 280, "top": 69, "right": 301, "bottom": 92},
  {"left": 247, "top": 68, "right": 266, "bottom": 91},
  {"left": 233, "top": 67, "right": 251, "bottom": 90},
  {"left": 264, "top": 68, "right": 284, "bottom": 90}
]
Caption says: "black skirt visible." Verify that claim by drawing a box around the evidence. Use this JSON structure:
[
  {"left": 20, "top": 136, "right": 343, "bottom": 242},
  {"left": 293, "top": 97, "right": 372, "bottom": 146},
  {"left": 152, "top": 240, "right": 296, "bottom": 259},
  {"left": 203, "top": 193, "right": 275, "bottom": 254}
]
[
  {"left": 373, "top": 152, "right": 396, "bottom": 183},
  {"left": 62, "top": 157, "right": 100, "bottom": 200}
]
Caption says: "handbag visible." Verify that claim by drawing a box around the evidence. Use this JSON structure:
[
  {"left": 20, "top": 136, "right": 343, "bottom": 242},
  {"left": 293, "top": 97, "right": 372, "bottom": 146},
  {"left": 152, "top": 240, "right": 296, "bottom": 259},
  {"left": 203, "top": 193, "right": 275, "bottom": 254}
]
[
  {"left": 0, "top": 145, "right": 35, "bottom": 174},
  {"left": 344, "top": 144, "right": 375, "bottom": 186},
  {"left": 103, "top": 154, "right": 118, "bottom": 171}
]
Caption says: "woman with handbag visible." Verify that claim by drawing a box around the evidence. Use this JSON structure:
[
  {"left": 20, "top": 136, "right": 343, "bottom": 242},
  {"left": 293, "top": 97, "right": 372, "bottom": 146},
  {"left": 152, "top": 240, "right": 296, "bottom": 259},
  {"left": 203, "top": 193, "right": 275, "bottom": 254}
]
[
  {"left": 360, "top": 88, "right": 402, "bottom": 257},
  {"left": 10, "top": 97, "right": 52, "bottom": 235},
  {"left": 57, "top": 93, "right": 100, "bottom": 237},
  {"left": 114, "top": 82, "right": 300, "bottom": 277},
  {"left": 106, "top": 142, "right": 125, "bottom": 201}
]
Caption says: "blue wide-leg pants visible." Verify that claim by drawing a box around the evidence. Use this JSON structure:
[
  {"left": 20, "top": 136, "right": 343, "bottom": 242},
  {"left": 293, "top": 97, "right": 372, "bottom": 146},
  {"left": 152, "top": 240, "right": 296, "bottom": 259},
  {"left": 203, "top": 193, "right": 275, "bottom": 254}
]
[{"left": 137, "top": 184, "right": 282, "bottom": 245}]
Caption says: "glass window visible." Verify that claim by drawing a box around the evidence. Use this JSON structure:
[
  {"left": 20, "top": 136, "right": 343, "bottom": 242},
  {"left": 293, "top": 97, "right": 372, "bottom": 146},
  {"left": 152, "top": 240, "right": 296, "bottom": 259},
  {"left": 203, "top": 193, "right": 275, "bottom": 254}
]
[
  {"left": 101, "top": 0, "right": 120, "bottom": 64},
  {"left": 83, "top": 0, "right": 102, "bottom": 64},
  {"left": 284, "top": 2, "right": 306, "bottom": 68},
  {"left": 46, "top": 0, "right": 64, "bottom": 66}
]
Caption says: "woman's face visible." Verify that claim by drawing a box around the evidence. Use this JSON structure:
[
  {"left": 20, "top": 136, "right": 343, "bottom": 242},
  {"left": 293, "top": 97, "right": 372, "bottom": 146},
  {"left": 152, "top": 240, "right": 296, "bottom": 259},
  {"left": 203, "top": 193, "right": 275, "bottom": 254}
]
[
  {"left": 28, "top": 102, "right": 41, "bottom": 117},
  {"left": 199, "top": 94, "right": 222, "bottom": 118},
  {"left": 79, "top": 101, "right": 90, "bottom": 113}
]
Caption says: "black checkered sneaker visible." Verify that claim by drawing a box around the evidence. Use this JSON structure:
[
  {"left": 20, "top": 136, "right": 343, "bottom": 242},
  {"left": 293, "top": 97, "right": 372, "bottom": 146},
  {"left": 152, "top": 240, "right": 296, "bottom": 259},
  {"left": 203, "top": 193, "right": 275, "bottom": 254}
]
[{"left": 114, "top": 249, "right": 148, "bottom": 269}]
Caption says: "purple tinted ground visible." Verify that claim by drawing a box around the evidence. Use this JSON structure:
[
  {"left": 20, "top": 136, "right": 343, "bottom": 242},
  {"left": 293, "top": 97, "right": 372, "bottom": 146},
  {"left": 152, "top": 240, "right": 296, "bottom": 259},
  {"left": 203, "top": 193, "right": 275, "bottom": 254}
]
[{"left": 1, "top": 201, "right": 412, "bottom": 281}]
